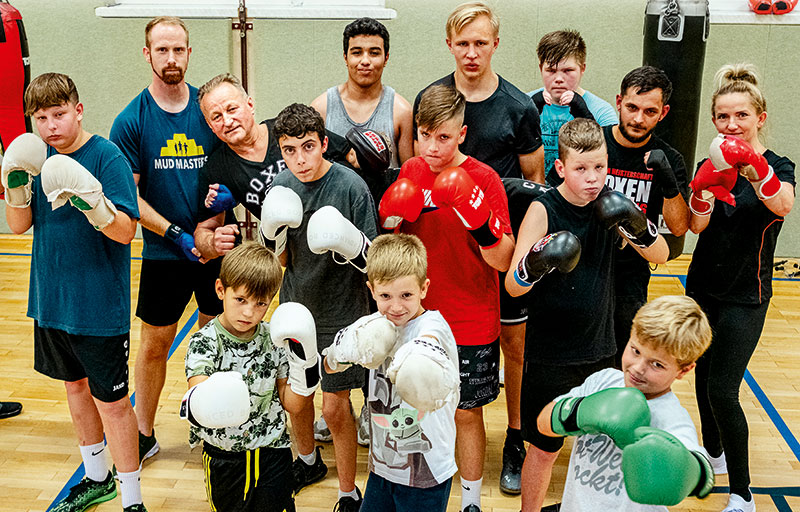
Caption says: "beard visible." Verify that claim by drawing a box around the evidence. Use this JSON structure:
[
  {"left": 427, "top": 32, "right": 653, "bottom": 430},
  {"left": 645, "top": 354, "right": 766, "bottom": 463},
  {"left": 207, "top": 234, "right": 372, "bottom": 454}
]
[
  {"left": 155, "top": 64, "right": 185, "bottom": 85},
  {"left": 618, "top": 121, "right": 654, "bottom": 144}
]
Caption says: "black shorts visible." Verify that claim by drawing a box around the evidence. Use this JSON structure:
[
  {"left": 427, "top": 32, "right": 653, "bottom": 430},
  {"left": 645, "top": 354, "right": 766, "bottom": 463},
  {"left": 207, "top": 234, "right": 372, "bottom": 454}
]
[
  {"left": 520, "top": 356, "right": 615, "bottom": 452},
  {"left": 499, "top": 273, "right": 528, "bottom": 325},
  {"left": 202, "top": 443, "right": 295, "bottom": 512},
  {"left": 319, "top": 330, "right": 366, "bottom": 393},
  {"left": 33, "top": 321, "right": 130, "bottom": 403},
  {"left": 456, "top": 339, "right": 500, "bottom": 410},
  {"left": 136, "top": 257, "right": 224, "bottom": 326}
]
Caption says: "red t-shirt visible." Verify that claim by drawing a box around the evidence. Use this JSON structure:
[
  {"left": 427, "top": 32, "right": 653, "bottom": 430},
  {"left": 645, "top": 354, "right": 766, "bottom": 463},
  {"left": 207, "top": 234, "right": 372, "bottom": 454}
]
[{"left": 398, "top": 156, "right": 511, "bottom": 346}]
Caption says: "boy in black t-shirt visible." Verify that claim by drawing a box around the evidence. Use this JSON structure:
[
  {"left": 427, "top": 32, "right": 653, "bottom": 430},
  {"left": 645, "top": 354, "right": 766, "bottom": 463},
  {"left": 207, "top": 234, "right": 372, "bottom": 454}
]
[{"left": 505, "top": 118, "right": 669, "bottom": 512}]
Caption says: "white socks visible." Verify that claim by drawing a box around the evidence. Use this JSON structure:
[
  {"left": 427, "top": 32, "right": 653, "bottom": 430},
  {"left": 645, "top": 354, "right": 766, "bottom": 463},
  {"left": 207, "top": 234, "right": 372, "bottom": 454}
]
[
  {"left": 460, "top": 476, "right": 482, "bottom": 510},
  {"left": 298, "top": 449, "right": 317, "bottom": 466},
  {"left": 338, "top": 487, "right": 360, "bottom": 500},
  {"left": 117, "top": 468, "right": 143, "bottom": 508},
  {"left": 79, "top": 442, "right": 109, "bottom": 482}
]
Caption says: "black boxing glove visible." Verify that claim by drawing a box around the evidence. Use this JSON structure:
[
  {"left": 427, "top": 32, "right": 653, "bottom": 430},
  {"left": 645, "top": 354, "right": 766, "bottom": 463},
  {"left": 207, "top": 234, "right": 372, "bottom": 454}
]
[
  {"left": 513, "top": 230, "right": 581, "bottom": 287},
  {"left": 645, "top": 149, "right": 680, "bottom": 199},
  {"left": 346, "top": 127, "right": 391, "bottom": 174},
  {"left": 595, "top": 189, "right": 658, "bottom": 249}
]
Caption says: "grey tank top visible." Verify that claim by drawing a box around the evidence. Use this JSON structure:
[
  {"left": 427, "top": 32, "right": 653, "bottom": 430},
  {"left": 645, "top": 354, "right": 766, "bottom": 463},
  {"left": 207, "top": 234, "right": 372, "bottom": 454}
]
[{"left": 325, "top": 85, "right": 399, "bottom": 167}]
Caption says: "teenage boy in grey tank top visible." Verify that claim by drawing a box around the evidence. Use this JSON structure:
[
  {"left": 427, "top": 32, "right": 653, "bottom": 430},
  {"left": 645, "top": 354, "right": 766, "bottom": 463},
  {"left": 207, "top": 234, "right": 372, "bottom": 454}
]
[{"left": 311, "top": 17, "right": 413, "bottom": 168}]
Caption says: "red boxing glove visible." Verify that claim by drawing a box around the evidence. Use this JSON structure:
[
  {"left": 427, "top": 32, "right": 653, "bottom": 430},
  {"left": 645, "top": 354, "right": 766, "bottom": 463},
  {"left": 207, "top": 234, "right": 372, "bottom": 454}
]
[
  {"left": 379, "top": 178, "right": 424, "bottom": 229},
  {"left": 689, "top": 159, "right": 738, "bottom": 216},
  {"left": 710, "top": 134, "right": 781, "bottom": 200},
  {"left": 432, "top": 166, "right": 503, "bottom": 248}
]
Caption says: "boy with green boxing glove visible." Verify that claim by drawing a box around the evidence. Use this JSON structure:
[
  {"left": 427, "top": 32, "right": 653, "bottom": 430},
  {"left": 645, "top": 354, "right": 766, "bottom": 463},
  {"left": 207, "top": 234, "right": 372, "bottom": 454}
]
[{"left": 537, "top": 295, "right": 715, "bottom": 510}]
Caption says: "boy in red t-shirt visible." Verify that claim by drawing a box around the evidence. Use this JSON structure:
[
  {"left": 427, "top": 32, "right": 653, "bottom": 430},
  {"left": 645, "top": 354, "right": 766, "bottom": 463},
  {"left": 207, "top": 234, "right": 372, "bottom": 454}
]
[{"left": 378, "top": 84, "right": 514, "bottom": 512}]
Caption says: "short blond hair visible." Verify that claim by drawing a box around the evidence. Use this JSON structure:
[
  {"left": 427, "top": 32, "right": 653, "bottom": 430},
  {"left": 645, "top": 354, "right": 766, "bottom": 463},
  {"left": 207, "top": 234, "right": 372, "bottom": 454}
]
[
  {"left": 632, "top": 295, "right": 711, "bottom": 367},
  {"left": 218, "top": 243, "right": 282, "bottom": 302},
  {"left": 24, "top": 73, "right": 79, "bottom": 116},
  {"left": 145, "top": 16, "right": 188, "bottom": 48},
  {"left": 711, "top": 63, "right": 766, "bottom": 136},
  {"left": 366, "top": 234, "right": 427, "bottom": 286},
  {"left": 416, "top": 85, "right": 465, "bottom": 132},
  {"left": 557, "top": 117, "right": 605, "bottom": 162},
  {"left": 446, "top": 1, "right": 499, "bottom": 39}
]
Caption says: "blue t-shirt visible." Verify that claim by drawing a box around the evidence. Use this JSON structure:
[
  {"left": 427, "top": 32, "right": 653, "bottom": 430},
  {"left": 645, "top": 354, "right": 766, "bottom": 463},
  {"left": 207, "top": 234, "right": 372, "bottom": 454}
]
[
  {"left": 528, "top": 88, "right": 617, "bottom": 182},
  {"left": 110, "top": 85, "right": 219, "bottom": 260},
  {"left": 29, "top": 135, "right": 139, "bottom": 336}
]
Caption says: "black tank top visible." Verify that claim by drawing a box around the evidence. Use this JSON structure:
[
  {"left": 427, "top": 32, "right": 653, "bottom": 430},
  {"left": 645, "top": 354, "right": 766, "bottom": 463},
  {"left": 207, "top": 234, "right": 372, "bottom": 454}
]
[{"left": 524, "top": 188, "right": 618, "bottom": 365}]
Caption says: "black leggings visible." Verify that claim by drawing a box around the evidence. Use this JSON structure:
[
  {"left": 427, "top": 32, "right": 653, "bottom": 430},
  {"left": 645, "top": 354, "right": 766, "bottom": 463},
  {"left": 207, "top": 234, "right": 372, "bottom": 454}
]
[{"left": 691, "top": 294, "right": 769, "bottom": 497}]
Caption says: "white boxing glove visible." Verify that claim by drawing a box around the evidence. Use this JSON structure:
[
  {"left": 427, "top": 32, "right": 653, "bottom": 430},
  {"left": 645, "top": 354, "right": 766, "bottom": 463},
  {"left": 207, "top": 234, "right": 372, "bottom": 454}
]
[
  {"left": 1, "top": 133, "right": 47, "bottom": 208},
  {"left": 307, "top": 205, "right": 370, "bottom": 273},
  {"left": 324, "top": 314, "right": 399, "bottom": 371},
  {"left": 386, "top": 337, "right": 460, "bottom": 413},
  {"left": 270, "top": 302, "right": 321, "bottom": 397},
  {"left": 180, "top": 371, "right": 251, "bottom": 428},
  {"left": 40, "top": 154, "right": 118, "bottom": 230},
  {"left": 260, "top": 185, "right": 303, "bottom": 255}
]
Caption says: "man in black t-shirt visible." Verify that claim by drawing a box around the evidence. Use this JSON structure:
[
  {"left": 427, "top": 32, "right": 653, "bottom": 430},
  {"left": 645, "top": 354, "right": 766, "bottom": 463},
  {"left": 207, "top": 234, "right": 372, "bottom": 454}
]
[
  {"left": 605, "top": 66, "right": 690, "bottom": 365},
  {"left": 410, "top": 2, "right": 545, "bottom": 504},
  {"left": 192, "top": 73, "right": 355, "bottom": 260}
]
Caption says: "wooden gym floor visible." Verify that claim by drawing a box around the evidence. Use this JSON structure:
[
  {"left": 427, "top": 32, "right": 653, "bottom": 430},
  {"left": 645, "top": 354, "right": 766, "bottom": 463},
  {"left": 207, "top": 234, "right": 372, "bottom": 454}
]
[{"left": 0, "top": 234, "right": 798, "bottom": 512}]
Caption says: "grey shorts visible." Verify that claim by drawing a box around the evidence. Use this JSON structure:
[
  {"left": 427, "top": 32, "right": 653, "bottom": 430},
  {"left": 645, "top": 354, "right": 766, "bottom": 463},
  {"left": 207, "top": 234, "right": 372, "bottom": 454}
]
[{"left": 318, "top": 330, "right": 366, "bottom": 393}]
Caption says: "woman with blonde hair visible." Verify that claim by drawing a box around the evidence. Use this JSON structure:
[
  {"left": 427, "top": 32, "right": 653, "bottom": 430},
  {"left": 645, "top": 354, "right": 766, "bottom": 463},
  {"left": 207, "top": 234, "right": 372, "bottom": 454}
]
[{"left": 686, "top": 63, "right": 795, "bottom": 512}]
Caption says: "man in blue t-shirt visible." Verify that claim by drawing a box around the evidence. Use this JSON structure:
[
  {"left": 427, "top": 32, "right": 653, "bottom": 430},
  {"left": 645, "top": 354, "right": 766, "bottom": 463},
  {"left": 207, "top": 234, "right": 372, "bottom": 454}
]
[
  {"left": 109, "top": 16, "right": 222, "bottom": 464},
  {"left": 528, "top": 30, "right": 617, "bottom": 186},
  {"left": 4, "top": 73, "right": 145, "bottom": 511}
]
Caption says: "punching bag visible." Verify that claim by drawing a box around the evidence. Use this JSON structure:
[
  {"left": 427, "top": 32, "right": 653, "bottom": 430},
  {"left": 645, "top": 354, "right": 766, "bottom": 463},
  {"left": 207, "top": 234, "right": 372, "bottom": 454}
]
[
  {"left": 643, "top": 0, "right": 709, "bottom": 259},
  {"left": 0, "top": 1, "right": 31, "bottom": 151}
]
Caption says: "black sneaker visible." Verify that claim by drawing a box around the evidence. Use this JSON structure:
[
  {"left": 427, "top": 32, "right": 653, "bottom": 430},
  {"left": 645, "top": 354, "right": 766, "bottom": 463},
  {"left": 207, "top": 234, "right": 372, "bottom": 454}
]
[
  {"left": 499, "top": 435, "right": 526, "bottom": 495},
  {"left": 332, "top": 487, "right": 362, "bottom": 512},
  {"left": 50, "top": 472, "right": 116, "bottom": 512},
  {"left": 0, "top": 401, "right": 22, "bottom": 419},
  {"left": 291, "top": 446, "right": 328, "bottom": 495},
  {"left": 138, "top": 430, "right": 160, "bottom": 466},
  {"left": 462, "top": 505, "right": 481, "bottom": 512},
  {"left": 123, "top": 504, "right": 148, "bottom": 512}
]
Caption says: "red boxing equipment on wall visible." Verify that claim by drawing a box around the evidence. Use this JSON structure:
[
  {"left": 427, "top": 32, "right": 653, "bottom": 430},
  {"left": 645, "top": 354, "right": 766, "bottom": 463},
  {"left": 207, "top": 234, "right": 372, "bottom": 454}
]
[{"left": 0, "top": 1, "right": 31, "bottom": 152}]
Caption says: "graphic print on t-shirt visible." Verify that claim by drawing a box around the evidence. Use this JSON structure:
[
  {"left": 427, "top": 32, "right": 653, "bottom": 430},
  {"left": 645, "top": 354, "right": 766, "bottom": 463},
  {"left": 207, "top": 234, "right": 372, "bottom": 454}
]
[
  {"left": 154, "top": 133, "right": 208, "bottom": 170},
  {"left": 605, "top": 167, "right": 652, "bottom": 213}
]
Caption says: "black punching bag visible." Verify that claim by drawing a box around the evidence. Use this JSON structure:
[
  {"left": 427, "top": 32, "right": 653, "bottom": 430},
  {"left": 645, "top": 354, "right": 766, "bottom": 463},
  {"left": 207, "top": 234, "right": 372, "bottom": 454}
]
[
  {"left": 643, "top": 0, "right": 709, "bottom": 259},
  {"left": 0, "top": 1, "right": 31, "bottom": 151}
]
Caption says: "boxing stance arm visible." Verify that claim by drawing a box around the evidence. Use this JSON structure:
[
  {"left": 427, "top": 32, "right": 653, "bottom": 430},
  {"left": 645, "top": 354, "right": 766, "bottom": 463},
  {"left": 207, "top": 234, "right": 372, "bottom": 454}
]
[
  {"left": 628, "top": 234, "right": 669, "bottom": 265},
  {"left": 4, "top": 203, "right": 32, "bottom": 234},
  {"left": 100, "top": 209, "right": 138, "bottom": 245},
  {"left": 519, "top": 146, "right": 545, "bottom": 184},
  {"left": 481, "top": 232, "right": 515, "bottom": 271},
  {"left": 762, "top": 182, "right": 795, "bottom": 217},
  {"left": 394, "top": 95, "right": 415, "bottom": 164},
  {"left": 537, "top": 400, "right": 560, "bottom": 436},
  {"left": 505, "top": 201, "right": 548, "bottom": 297},
  {"left": 661, "top": 195, "right": 690, "bottom": 237},
  {"left": 194, "top": 213, "right": 240, "bottom": 261}
]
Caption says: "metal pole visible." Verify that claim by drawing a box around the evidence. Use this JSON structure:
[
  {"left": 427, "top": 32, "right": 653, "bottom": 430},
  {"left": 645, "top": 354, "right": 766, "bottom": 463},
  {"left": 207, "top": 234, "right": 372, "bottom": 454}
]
[{"left": 232, "top": 0, "right": 256, "bottom": 240}]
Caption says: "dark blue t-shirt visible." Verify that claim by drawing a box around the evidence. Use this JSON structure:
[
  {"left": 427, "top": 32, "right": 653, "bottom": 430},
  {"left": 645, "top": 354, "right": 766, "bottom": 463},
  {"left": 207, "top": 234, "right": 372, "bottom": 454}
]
[
  {"left": 110, "top": 85, "right": 220, "bottom": 260},
  {"left": 29, "top": 135, "right": 139, "bottom": 336}
]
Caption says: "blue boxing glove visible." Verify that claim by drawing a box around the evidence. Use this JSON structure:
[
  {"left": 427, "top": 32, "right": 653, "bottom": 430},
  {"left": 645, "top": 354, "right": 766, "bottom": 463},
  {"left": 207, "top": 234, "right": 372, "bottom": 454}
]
[
  {"left": 206, "top": 184, "right": 236, "bottom": 213},
  {"left": 164, "top": 223, "right": 200, "bottom": 261}
]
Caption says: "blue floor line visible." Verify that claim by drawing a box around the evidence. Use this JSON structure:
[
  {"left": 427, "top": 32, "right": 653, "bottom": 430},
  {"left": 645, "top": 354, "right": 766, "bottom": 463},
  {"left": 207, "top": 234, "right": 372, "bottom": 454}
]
[{"left": 46, "top": 310, "right": 198, "bottom": 511}]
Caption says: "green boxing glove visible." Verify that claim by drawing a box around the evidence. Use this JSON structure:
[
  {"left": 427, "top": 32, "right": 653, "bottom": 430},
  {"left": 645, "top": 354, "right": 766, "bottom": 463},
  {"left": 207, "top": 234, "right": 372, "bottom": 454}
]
[
  {"left": 551, "top": 387, "right": 650, "bottom": 448},
  {"left": 622, "top": 426, "right": 715, "bottom": 506}
]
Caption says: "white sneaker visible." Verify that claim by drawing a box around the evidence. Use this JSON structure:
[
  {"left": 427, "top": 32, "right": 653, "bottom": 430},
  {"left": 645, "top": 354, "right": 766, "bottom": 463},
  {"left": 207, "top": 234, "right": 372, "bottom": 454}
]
[
  {"left": 722, "top": 492, "right": 755, "bottom": 512},
  {"left": 709, "top": 452, "right": 728, "bottom": 475},
  {"left": 499, "top": 367, "right": 505, "bottom": 387},
  {"left": 313, "top": 415, "right": 332, "bottom": 442},
  {"left": 357, "top": 403, "right": 370, "bottom": 447}
]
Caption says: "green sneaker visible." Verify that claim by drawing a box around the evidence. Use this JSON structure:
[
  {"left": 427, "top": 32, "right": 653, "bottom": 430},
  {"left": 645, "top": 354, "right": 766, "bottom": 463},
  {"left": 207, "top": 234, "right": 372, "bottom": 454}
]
[
  {"left": 51, "top": 472, "right": 116, "bottom": 512},
  {"left": 123, "top": 504, "right": 147, "bottom": 512}
]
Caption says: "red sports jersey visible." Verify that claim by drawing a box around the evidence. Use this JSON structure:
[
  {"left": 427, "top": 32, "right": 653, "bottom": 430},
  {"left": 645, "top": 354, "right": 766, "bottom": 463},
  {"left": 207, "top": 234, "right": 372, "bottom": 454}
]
[{"left": 398, "top": 156, "right": 511, "bottom": 346}]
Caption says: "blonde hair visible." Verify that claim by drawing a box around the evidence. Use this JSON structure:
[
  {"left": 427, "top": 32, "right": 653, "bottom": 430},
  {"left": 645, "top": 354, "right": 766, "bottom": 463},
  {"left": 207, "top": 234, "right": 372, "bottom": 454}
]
[
  {"left": 145, "top": 16, "right": 188, "bottom": 48},
  {"left": 557, "top": 117, "right": 605, "bottom": 162},
  {"left": 632, "top": 295, "right": 711, "bottom": 367},
  {"left": 197, "top": 73, "right": 248, "bottom": 113},
  {"left": 366, "top": 234, "right": 427, "bottom": 286},
  {"left": 24, "top": 73, "right": 79, "bottom": 116},
  {"left": 218, "top": 243, "right": 282, "bottom": 302},
  {"left": 416, "top": 85, "right": 466, "bottom": 132},
  {"left": 711, "top": 63, "right": 767, "bottom": 134},
  {"left": 446, "top": 1, "right": 499, "bottom": 39}
]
